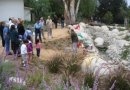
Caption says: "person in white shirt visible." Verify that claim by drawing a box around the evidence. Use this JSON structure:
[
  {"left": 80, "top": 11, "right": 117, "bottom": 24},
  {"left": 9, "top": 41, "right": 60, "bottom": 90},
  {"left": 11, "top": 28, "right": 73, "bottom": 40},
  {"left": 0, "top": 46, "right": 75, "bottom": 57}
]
[
  {"left": 46, "top": 16, "right": 53, "bottom": 39},
  {"left": 20, "top": 40, "right": 28, "bottom": 67},
  {"left": 39, "top": 17, "right": 45, "bottom": 39}
]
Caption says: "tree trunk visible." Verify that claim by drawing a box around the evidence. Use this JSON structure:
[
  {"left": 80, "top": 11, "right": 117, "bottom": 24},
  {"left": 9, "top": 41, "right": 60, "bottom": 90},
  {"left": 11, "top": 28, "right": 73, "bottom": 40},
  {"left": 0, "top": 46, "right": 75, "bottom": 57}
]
[
  {"left": 63, "top": 0, "right": 81, "bottom": 25},
  {"left": 70, "top": 0, "right": 75, "bottom": 24}
]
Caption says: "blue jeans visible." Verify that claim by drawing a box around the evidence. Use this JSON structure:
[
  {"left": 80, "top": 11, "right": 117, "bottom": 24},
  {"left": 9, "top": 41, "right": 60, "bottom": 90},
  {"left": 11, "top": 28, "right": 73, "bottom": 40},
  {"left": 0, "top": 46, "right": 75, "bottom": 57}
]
[
  {"left": 35, "top": 29, "right": 42, "bottom": 42},
  {"left": 4, "top": 39, "right": 10, "bottom": 55}
]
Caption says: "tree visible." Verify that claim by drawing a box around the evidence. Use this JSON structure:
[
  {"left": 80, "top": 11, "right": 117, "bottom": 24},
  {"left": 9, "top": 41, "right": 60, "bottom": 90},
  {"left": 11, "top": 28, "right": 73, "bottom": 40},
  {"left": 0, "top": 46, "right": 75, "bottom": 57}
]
[
  {"left": 24, "top": 0, "right": 52, "bottom": 20},
  {"left": 62, "top": 0, "right": 81, "bottom": 24},
  {"left": 97, "top": 0, "right": 128, "bottom": 24},
  {"left": 79, "top": 0, "right": 97, "bottom": 20}
]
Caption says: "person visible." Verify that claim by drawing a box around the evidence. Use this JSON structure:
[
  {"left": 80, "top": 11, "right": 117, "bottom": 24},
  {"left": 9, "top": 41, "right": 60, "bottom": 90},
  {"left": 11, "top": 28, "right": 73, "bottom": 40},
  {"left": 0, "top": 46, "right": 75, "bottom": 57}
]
[
  {"left": 71, "top": 29, "right": 78, "bottom": 54},
  {"left": 20, "top": 40, "right": 28, "bottom": 67},
  {"left": 9, "top": 25, "right": 20, "bottom": 58},
  {"left": 35, "top": 39, "right": 42, "bottom": 57},
  {"left": 27, "top": 35, "right": 33, "bottom": 64},
  {"left": 53, "top": 15, "right": 58, "bottom": 29},
  {"left": 46, "top": 16, "right": 53, "bottom": 39},
  {"left": 39, "top": 17, "right": 45, "bottom": 39},
  {"left": 17, "top": 21, "right": 25, "bottom": 40},
  {"left": 34, "top": 20, "right": 42, "bottom": 42},
  {"left": 3, "top": 23, "right": 11, "bottom": 55},
  {"left": 24, "top": 26, "right": 33, "bottom": 42},
  {"left": 61, "top": 14, "right": 65, "bottom": 28},
  {"left": 0, "top": 22, "right": 5, "bottom": 47}
]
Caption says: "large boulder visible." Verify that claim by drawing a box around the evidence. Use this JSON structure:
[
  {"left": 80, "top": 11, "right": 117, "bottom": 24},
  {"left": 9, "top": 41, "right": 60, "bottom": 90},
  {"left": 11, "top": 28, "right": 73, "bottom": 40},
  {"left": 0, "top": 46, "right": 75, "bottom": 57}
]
[{"left": 94, "top": 37, "right": 104, "bottom": 47}]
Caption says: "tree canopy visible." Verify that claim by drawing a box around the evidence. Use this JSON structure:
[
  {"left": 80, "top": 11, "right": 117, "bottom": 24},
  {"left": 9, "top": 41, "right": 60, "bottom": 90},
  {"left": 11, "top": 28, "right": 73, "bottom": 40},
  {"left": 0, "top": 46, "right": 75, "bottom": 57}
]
[{"left": 24, "top": 0, "right": 129, "bottom": 24}]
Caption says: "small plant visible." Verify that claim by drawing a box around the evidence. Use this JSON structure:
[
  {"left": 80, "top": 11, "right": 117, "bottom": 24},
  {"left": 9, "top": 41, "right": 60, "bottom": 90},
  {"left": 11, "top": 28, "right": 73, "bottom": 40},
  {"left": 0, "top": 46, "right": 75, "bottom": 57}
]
[
  {"left": 121, "top": 46, "right": 130, "bottom": 60},
  {"left": 46, "top": 54, "right": 63, "bottom": 73},
  {"left": 0, "top": 62, "right": 15, "bottom": 89},
  {"left": 109, "top": 66, "right": 130, "bottom": 90},
  {"left": 84, "top": 73, "right": 94, "bottom": 88},
  {"left": 10, "top": 84, "right": 27, "bottom": 90},
  {"left": 27, "top": 71, "right": 43, "bottom": 88}
]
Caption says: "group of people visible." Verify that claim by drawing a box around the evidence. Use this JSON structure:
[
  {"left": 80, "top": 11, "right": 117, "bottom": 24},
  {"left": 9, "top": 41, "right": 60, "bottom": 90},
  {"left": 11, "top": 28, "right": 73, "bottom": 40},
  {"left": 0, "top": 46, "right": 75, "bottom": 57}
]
[
  {"left": 0, "top": 18, "right": 42, "bottom": 67},
  {"left": 0, "top": 14, "right": 65, "bottom": 67}
]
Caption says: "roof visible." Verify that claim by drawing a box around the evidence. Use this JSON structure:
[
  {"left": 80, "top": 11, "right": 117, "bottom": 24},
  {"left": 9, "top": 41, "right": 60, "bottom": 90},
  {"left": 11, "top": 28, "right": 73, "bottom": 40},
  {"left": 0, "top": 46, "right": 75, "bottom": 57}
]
[{"left": 24, "top": 7, "right": 33, "bottom": 10}]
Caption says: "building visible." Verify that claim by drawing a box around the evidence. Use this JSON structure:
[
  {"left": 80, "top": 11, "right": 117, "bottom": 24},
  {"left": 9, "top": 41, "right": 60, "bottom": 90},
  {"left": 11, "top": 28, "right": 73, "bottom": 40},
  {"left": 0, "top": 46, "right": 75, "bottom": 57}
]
[{"left": 0, "top": 0, "right": 32, "bottom": 22}]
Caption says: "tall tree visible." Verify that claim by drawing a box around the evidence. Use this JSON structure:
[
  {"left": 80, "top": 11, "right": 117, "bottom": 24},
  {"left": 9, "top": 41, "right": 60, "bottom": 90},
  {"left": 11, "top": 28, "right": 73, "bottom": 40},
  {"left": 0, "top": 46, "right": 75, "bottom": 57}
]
[
  {"left": 97, "top": 0, "right": 127, "bottom": 23},
  {"left": 79, "top": 0, "right": 97, "bottom": 19},
  {"left": 62, "top": 0, "right": 81, "bottom": 24}
]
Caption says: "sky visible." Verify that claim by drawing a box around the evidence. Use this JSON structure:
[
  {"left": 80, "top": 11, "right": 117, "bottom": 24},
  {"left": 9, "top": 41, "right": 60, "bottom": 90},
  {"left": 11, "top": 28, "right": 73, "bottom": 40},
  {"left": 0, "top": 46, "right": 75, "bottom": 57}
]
[{"left": 127, "top": 0, "right": 130, "bottom": 6}]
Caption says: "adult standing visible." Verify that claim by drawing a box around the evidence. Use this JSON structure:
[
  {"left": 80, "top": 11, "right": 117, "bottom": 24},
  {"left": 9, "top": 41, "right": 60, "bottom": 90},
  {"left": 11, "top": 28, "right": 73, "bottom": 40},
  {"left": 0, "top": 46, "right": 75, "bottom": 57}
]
[
  {"left": 71, "top": 29, "right": 78, "bottom": 54},
  {"left": 3, "top": 23, "right": 11, "bottom": 55},
  {"left": 61, "top": 14, "right": 65, "bottom": 28},
  {"left": 34, "top": 20, "right": 42, "bottom": 43},
  {"left": 46, "top": 16, "right": 53, "bottom": 39},
  {"left": 39, "top": 17, "right": 45, "bottom": 39},
  {"left": 10, "top": 25, "right": 20, "bottom": 56},
  {"left": 53, "top": 15, "right": 58, "bottom": 29},
  {"left": 17, "top": 21, "right": 25, "bottom": 40},
  {"left": 0, "top": 22, "right": 5, "bottom": 47}
]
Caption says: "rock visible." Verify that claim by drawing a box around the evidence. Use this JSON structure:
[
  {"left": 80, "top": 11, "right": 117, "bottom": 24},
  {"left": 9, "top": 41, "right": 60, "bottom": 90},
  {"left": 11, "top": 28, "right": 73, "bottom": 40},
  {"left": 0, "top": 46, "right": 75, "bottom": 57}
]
[
  {"left": 94, "top": 37, "right": 104, "bottom": 46},
  {"left": 111, "top": 29, "right": 119, "bottom": 35},
  {"left": 101, "top": 26, "right": 109, "bottom": 31},
  {"left": 9, "top": 77, "right": 26, "bottom": 85},
  {"left": 79, "top": 22, "right": 86, "bottom": 28}
]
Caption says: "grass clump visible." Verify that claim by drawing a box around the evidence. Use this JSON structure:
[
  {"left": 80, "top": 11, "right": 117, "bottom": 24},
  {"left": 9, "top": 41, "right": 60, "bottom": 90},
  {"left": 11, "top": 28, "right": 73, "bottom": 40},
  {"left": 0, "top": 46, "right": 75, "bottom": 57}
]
[{"left": 27, "top": 71, "right": 43, "bottom": 88}]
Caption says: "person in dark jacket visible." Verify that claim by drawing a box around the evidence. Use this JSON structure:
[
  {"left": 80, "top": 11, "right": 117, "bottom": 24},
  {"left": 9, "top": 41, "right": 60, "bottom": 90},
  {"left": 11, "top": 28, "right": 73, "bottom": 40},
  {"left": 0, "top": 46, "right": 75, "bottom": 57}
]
[
  {"left": 71, "top": 29, "right": 78, "bottom": 54},
  {"left": 10, "top": 25, "right": 20, "bottom": 56},
  {"left": 53, "top": 15, "right": 58, "bottom": 29},
  {"left": 61, "top": 14, "right": 65, "bottom": 28},
  {"left": 17, "top": 21, "right": 25, "bottom": 40},
  {"left": 0, "top": 22, "right": 5, "bottom": 47}
]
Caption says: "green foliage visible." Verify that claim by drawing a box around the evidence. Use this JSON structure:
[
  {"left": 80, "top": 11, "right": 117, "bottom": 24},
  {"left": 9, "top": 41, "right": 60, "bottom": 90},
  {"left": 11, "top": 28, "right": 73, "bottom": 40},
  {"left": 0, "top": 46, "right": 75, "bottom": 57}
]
[
  {"left": 121, "top": 46, "right": 130, "bottom": 60},
  {"left": 84, "top": 73, "right": 94, "bottom": 88},
  {"left": 102, "top": 11, "right": 113, "bottom": 24},
  {"left": 109, "top": 74, "right": 130, "bottom": 90},
  {"left": 79, "top": 0, "right": 97, "bottom": 19},
  {"left": 10, "top": 84, "right": 27, "bottom": 90},
  {"left": 46, "top": 54, "right": 63, "bottom": 73},
  {"left": 27, "top": 71, "right": 43, "bottom": 87},
  {"left": 0, "top": 62, "right": 15, "bottom": 90},
  {"left": 97, "top": 0, "right": 128, "bottom": 24}
]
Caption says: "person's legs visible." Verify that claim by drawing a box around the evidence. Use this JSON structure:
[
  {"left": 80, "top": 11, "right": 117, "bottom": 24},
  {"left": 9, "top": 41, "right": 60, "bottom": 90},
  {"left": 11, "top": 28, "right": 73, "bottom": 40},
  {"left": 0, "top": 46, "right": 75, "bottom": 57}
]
[
  {"left": 72, "top": 42, "right": 77, "bottom": 54},
  {"left": 55, "top": 23, "right": 57, "bottom": 28},
  {"left": 21, "top": 54, "right": 27, "bottom": 67},
  {"left": 47, "top": 28, "right": 50, "bottom": 38},
  {"left": 38, "top": 30, "right": 42, "bottom": 42},
  {"left": 1, "top": 35, "right": 5, "bottom": 47},
  {"left": 41, "top": 29, "right": 44, "bottom": 39},
  {"left": 36, "top": 48, "right": 40, "bottom": 57},
  {"left": 5, "top": 39, "right": 10, "bottom": 55},
  {"left": 50, "top": 28, "right": 52, "bottom": 38},
  {"left": 35, "top": 30, "right": 38, "bottom": 43}
]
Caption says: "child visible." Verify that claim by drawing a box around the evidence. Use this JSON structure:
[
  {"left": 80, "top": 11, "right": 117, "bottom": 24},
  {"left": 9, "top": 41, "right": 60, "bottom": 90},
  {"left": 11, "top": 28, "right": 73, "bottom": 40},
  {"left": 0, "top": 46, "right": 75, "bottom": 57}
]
[
  {"left": 20, "top": 40, "right": 28, "bottom": 67},
  {"left": 35, "top": 39, "right": 41, "bottom": 57},
  {"left": 27, "top": 35, "right": 33, "bottom": 64}
]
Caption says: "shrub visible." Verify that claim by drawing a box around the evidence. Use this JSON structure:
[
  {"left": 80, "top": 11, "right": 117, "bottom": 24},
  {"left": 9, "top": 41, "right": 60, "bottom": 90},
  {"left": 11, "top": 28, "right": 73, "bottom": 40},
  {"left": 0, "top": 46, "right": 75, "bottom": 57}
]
[
  {"left": 0, "top": 62, "right": 15, "bottom": 90},
  {"left": 84, "top": 73, "right": 94, "bottom": 88},
  {"left": 102, "top": 11, "right": 113, "bottom": 24},
  {"left": 45, "top": 54, "right": 64, "bottom": 73},
  {"left": 109, "top": 66, "right": 130, "bottom": 90},
  {"left": 27, "top": 71, "right": 43, "bottom": 88}
]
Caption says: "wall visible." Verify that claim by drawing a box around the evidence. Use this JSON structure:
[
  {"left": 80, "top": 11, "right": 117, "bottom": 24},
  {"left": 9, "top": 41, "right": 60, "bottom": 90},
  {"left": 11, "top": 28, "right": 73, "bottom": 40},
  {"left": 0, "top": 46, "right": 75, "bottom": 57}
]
[{"left": 0, "top": 0, "right": 24, "bottom": 22}]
